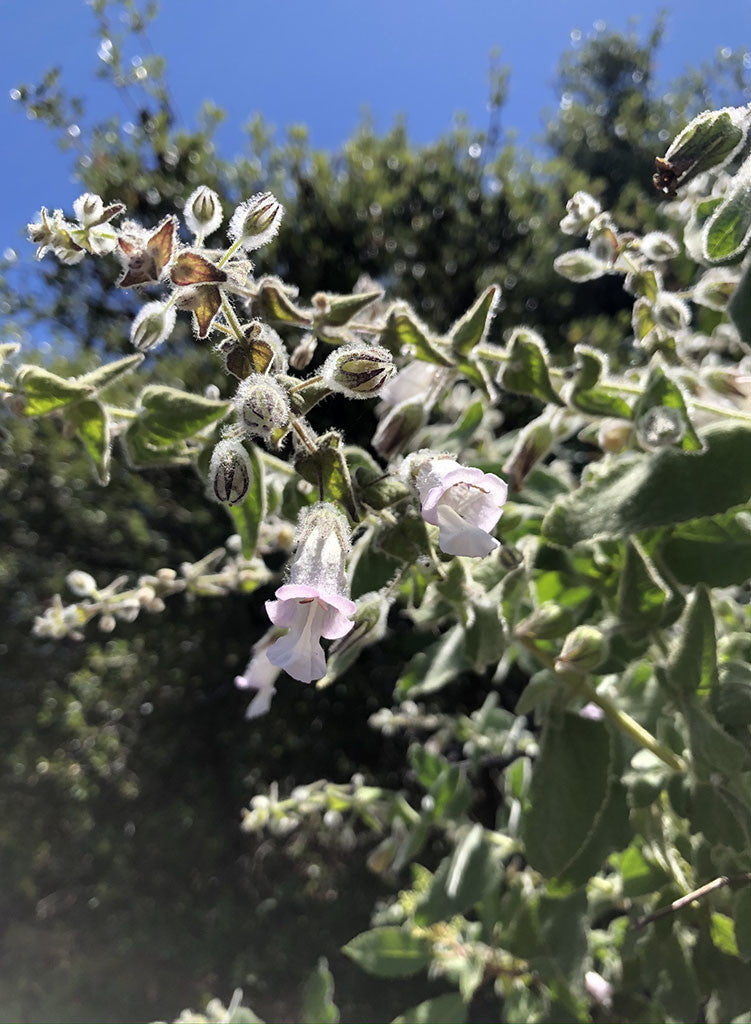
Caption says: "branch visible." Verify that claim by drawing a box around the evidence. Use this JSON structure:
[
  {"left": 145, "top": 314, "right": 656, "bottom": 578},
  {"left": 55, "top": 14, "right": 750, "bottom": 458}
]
[{"left": 633, "top": 873, "right": 751, "bottom": 929}]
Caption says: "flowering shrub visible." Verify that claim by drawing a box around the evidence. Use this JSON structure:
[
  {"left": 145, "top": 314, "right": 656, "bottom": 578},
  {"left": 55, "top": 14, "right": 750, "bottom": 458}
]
[{"left": 11, "top": 102, "right": 751, "bottom": 1021}]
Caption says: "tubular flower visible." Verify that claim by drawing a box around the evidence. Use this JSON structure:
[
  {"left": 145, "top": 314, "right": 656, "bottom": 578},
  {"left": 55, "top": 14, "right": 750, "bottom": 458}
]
[
  {"left": 265, "top": 504, "right": 356, "bottom": 683},
  {"left": 235, "top": 638, "right": 281, "bottom": 720},
  {"left": 405, "top": 453, "right": 508, "bottom": 558}
]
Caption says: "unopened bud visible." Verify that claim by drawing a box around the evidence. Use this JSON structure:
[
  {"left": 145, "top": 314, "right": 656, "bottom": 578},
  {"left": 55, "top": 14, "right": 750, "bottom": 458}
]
[
  {"left": 636, "top": 407, "right": 685, "bottom": 450},
  {"left": 515, "top": 603, "right": 573, "bottom": 641},
  {"left": 372, "top": 397, "right": 426, "bottom": 459},
  {"left": 597, "top": 418, "right": 632, "bottom": 453},
  {"left": 559, "top": 191, "right": 601, "bottom": 236},
  {"left": 654, "top": 106, "right": 750, "bottom": 196},
  {"left": 322, "top": 343, "right": 395, "bottom": 399},
  {"left": 228, "top": 192, "right": 284, "bottom": 251},
  {"left": 640, "top": 231, "right": 680, "bottom": 262},
  {"left": 694, "top": 268, "right": 739, "bottom": 311},
  {"left": 99, "top": 614, "right": 117, "bottom": 634},
  {"left": 184, "top": 185, "right": 223, "bottom": 237},
  {"left": 73, "top": 193, "right": 104, "bottom": 227},
  {"left": 209, "top": 439, "right": 253, "bottom": 505},
  {"left": 653, "top": 293, "right": 690, "bottom": 333},
  {"left": 66, "top": 570, "right": 98, "bottom": 598},
  {"left": 312, "top": 292, "right": 330, "bottom": 313},
  {"left": 702, "top": 368, "right": 751, "bottom": 400},
  {"left": 503, "top": 414, "right": 555, "bottom": 491},
  {"left": 130, "top": 301, "right": 177, "bottom": 352},
  {"left": 555, "top": 625, "right": 608, "bottom": 675},
  {"left": 290, "top": 333, "right": 318, "bottom": 370},
  {"left": 553, "top": 249, "right": 606, "bottom": 283},
  {"left": 235, "top": 374, "right": 290, "bottom": 437}
]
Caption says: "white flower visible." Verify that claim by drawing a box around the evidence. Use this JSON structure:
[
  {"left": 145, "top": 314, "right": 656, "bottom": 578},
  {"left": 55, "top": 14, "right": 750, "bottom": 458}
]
[
  {"left": 559, "top": 191, "right": 601, "bottom": 236},
  {"left": 265, "top": 504, "right": 356, "bottom": 683},
  {"left": 235, "top": 640, "right": 281, "bottom": 719},
  {"left": 405, "top": 453, "right": 508, "bottom": 557}
]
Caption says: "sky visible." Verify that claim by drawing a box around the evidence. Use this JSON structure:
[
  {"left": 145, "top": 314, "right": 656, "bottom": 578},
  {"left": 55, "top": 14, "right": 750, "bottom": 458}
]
[{"left": 2, "top": 0, "right": 751, "bottom": 258}]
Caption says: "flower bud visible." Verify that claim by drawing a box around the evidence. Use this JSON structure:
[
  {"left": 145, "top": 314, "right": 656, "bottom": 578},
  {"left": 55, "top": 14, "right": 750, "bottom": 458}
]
[
  {"left": 66, "top": 570, "right": 98, "bottom": 598},
  {"left": 321, "top": 343, "right": 395, "bottom": 399},
  {"left": 553, "top": 249, "right": 606, "bottom": 283},
  {"left": 372, "top": 397, "right": 426, "bottom": 459},
  {"left": 555, "top": 625, "right": 608, "bottom": 675},
  {"left": 653, "top": 293, "right": 690, "bottom": 333},
  {"left": 73, "top": 193, "right": 104, "bottom": 227},
  {"left": 654, "top": 106, "right": 750, "bottom": 196},
  {"left": 702, "top": 367, "right": 751, "bottom": 400},
  {"left": 228, "top": 191, "right": 284, "bottom": 251},
  {"left": 503, "top": 414, "right": 555, "bottom": 491},
  {"left": 184, "top": 185, "right": 223, "bottom": 237},
  {"left": 694, "top": 268, "right": 739, "bottom": 311},
  {"left": 290, "top": 333, "right": 318, "bottom": 370},
  {"left": 636, "top": 407, "right": 686, "bottom": 450},
  {"left": 99, "top": 614, "right": 117, "bottom": 634},
  {"left": 559, "top": 191, "right": 601, "bottom": 236},
  {"left": 209, "top": 439, "right": 253, "bottom": 505},
  {"left": 640, "top": 231, "right": 680, "bottom": 262},
  {"left": 597, "top": 418, "right": 632, "bottom": 453},
  {"left": 235, "top": 374, "right": 290, "bottom": 437},
  {"left": 130, "top": 301, "right": 177, "bottom": 352},
  {"left": 515, "top": 602, "right": 573, "bottom": 641}
]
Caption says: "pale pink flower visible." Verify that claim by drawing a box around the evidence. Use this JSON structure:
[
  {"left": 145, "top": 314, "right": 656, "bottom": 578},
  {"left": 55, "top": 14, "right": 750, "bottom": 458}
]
[
  {"left": 235, "top": 640, "right": 281, "bottom": 720},
  {"left": 265, "top": 504, "right": 356, "bottom": 683},
  {"left": 406, "top": 454, "right": 508, "bottom": 558}
]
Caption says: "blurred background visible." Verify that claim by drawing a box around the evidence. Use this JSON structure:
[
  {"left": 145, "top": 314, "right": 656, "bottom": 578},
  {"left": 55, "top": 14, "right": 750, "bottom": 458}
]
[{"left": 1, "top": 1, "right": 750, "bottom": 1021}]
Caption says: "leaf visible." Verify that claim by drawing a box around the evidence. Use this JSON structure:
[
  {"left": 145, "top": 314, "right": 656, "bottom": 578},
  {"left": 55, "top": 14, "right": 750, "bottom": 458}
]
[
  {"left": 661, "top": 509, "right": 751, "bottom": 587},
  {"left": 522, "top": 713, "right": 630, "bottom": 882},
  {"left": 227, "top": 444, "right": 265, "bottom": 558},
  {"left": 342, "top": 927, "right": 432, "bottom": 979},
  {"left": 316, "top": 290, "right": 382, "bottom": 327},
  {"left": 396, "top": 625, "right": 469, "bottom": 698},
  {"left": 122, "top": 421, "right": 191, "bottom": 469},
  {"left": 685, "top": 701, "right": 749, "bottom": 775},
  {"left": 169, "top": 250, "right": 228, "bottom": 285},
  {"left": 566, "top": 347, "right": 632, "bottom": 419},
  {"left": 450, "top": 284, "right": 500, "bottom": 356},
  {"left": 632, "top": 363, "right": 703, "bottom": 453},
  {"left": 67, "top": 400, "right": 111, "bottom": 485},
  {"left": 392, "top": 993, "right": 467, "bottom": 1024},
  {"left": 499, "top": 328, "right": 563, "bottom": 406},
  {"left": 138, "top": 385, "right": 229, "bottom": 446},
  {"left": 711, "top": 913, "right": 739, "bottom": 958},
  {"left": 414, "top": 825, "right": 499, "bottom": 925},
  {"left": 666, "top": 587, "right": 717, "bottom": 696},
  {"left": 729, "top": 259, "right": 751, "bottom": 344},
  {"left": 178, "top": 284, "right": 223, "bottom": 339},
  {"left": 464, "top": 593, "right": 505, "bottom": 671},
  {"left": 714, "top": 661, "right": 751, "bottom": 726},
  {"left": 554, "top": 249, "right": 607, "bottom": 282},
  {"left": 542, "top": 423, "right": 751, "bottom": 546},
  {"left": 733, "top": 887, "right": 751, "bottom": 961},
  {"left": 76, "top": 353, "right": 144, "bottom": 393},
  {"left": 300, "top": 958, "right": 339, "bottom": 1024},
  {"left": 446, "top": 400, "right": 484, "bottom": 442},
  {"left": 255, "top": 277, "right": 312, "bottom": 326},
  {"left": 704, "top": 170, "right": 751, "bottom": 263},
  {"left": 617, "top": 539, "right": 670, "bottom": 631},
  {"left": 295, "top": 439, "right": 359, "bottom": 521},
  {"left": 380, "top": 305, "right": 454, "bottom": 367},
  {"left": 15, "top": 365, "right": 93, "bottom": 416},
  {"left": 376, "top": 511, "right": 431, "bottom": 562}
]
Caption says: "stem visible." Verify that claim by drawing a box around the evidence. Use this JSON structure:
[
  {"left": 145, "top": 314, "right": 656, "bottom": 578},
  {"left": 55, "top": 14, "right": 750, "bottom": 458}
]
[
  {"left": 633, "top": 873, "right": 751, "bottom": 929},
  {"left": 290, "top": 416, "right": 318, "bottom": 455},
  {"left": 288, "top": 374, "right": 323, "bottom": 395},
  {"left": 259, "top": 450, "right": 295, "bottom": 476},
  {"left": 220, "top": 296, "right": 245, "bottom": 342},
  {"left": 217, "top": 236, "right": 244, "bottom": 268},
  {"left": 105, "top": 405, "right": 137, "bottom": 419}
]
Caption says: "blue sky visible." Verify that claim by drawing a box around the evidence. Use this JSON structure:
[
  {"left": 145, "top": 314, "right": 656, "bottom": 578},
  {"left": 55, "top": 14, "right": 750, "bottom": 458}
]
[{"left": 2, "top": 0, "right": 751, "bottom": 256}]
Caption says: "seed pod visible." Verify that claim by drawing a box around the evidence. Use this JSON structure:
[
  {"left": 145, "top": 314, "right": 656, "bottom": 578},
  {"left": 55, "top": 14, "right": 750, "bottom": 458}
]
[
  {"left": 228, "top": 192, "right": 284, "bottom": 251},
  {"left": 555, "top": 625, "right": 608, "bottom": 675},
  {"left": 372, "top": 397, "right": 426, "bottom": 459},
  {"left": 184, "top": 185, "right": 223, "bottom": 237},
  {"left": 209, "top": 439, "right": 253, "bottom": 505},
  {"left": 321, "top": 344, "right": 395, "bottom": 398},
  {"left": 130, "top": 301, "right": 177, "bottom": 352},
  {"left": 235, "top": 374, "right": 290, "bottom": 437}
]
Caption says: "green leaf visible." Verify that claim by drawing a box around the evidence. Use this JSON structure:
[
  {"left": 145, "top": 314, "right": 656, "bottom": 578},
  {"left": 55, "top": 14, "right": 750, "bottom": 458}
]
[
  {"left": 296, "top": 439, "right": 359, "bottom": 521},
  {"left": 255, "top": 277, "right": 312, "bottom": 326},
  {"left": 316, "top": 290, "right": 382, "bottom": 328},
  {"left": 617, "top": 539, "right": 669, "bottom": 631},
  {"left": 688, "top": 781, "right": 751, "bottom": 851},
  {"left": 16, "top": 364, "right": 93, "bottom": 416},
  {"left": 729, "top": 259, "right": 751, "bottom": 344},
  {"left": 446, "top": 399, "right": 484, "bottom": 442},
  {"left": 77, "top": 353, "right": 144, "bottom": 393},
  {"left": 122, "top": 421, "right": 191, "bottom": 469},
  {"left": 714, "top": 661, "right": 751, "bottom": 725},
  {"left": 392, "top": 993, "right": 467, "bottom": 1024},
  {"left": 499, "top": 328, "right": 563, "bottom": 406},
  {"left": 138, "top": 385, "right": 229, "bottom": 446},
  {"left": 666, "top": 587, "right": 717, "bottom": 696},
  {"left": 662, "top": 508, "right": 751, "bottom": 586},
  {"left": 300, "top": 957, "right": 339, "bottom": 1024},
  {"left": 733, "top": 887, "right": 751, "bottom": 961},
  {"left": 685, "top": 701, "right": 749, "bottom": 774},
  {"left": 543, "top": 423, "right": 751, "bottom": 546},
  {"left": 632, "top": 363, "right": 703, "bottom": 453},
  {"left": 566, "top": 347, "right": 632, "bottom": 419},
  {"left": 67, "top": 399, "right": 111, "bottom": 485},
  {"left": 522, "top": 714, "right": 630, "bottom": 882},
  {"left": 380, "top": 305, "right": 454, "bottom": 367},
  {"left": 615, "top": 844, "right": 669, "bottom": 898},
  {"left": 711, "top": 913, "right": 739, "bottom": 958},
  {"left": 396, "top": 625, "right": 469, "bottom": 698},
  {"left": 704, "top": 173, "right": 751, "bottom": 263},
  {"left": 227, "top": 444, "right": 265, "bottom": 558},
  {"left": 342, "top": 927, "right": 432, "bottom": 979},
  {"left": 414, "top": 825, "right": 499, "bottom": 926},
  {"left": 450, "top": 284, "right": 500, "bottom": 356},
  {"left": 377, "top": 511, "right": 431, "bottom": 562}
]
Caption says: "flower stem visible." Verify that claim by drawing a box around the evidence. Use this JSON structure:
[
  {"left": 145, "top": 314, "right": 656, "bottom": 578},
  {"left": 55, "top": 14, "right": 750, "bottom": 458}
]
[
  {"left": 220, "top": 296, "right": 245, "bottom": 342},
  {"left": 217, "top": 236, "right": 244, "bottom": 269}
]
